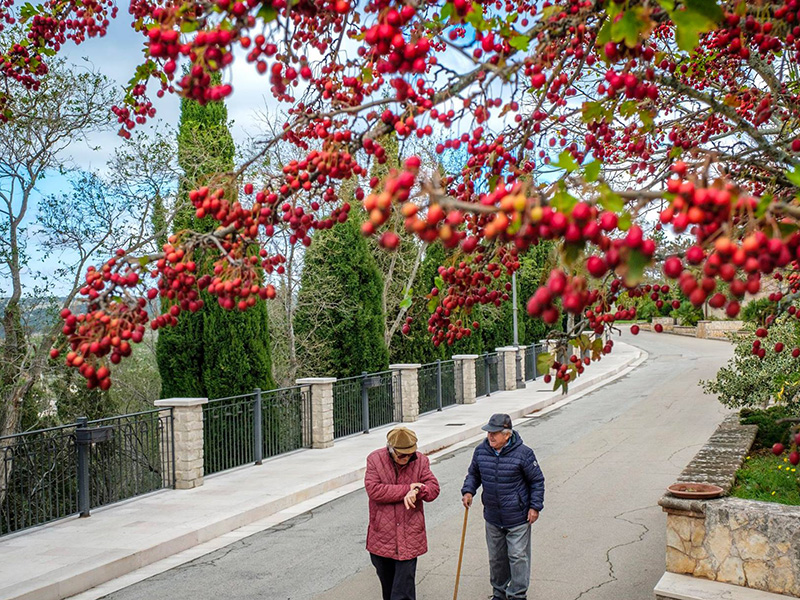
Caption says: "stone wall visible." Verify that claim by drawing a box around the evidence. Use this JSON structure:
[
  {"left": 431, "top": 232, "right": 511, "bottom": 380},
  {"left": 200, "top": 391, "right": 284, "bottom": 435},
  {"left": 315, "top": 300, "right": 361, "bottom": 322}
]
[
  {"left": 658, "top": 415, "right": 800, "bottom": 596},
  {"left": 696, "top": 320, "right": 746, "bottom": 340}
]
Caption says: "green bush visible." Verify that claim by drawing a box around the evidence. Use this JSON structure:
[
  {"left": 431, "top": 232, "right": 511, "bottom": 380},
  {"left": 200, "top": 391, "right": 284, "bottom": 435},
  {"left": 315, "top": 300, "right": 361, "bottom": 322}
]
[
  {"left": 740, "top": 298, "right": 775, "bottom": 326},
  {"left": 672, "top": 300, "right": 704, "bottom": 326},
  {"left": 740, "top": 406, "right": 799, "bottom": 450}
]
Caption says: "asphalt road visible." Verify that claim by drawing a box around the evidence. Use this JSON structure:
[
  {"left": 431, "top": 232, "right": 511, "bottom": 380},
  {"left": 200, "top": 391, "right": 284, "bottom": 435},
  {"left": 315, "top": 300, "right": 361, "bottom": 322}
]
[{"left": 101, "top": 330, "right": 734, "bottom": 600}]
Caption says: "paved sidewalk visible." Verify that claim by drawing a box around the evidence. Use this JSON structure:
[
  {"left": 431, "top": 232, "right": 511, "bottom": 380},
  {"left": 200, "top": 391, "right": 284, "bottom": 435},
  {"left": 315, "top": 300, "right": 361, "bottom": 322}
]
[{"left": 0, "top": 342, "right": 644, "bottom": 600}]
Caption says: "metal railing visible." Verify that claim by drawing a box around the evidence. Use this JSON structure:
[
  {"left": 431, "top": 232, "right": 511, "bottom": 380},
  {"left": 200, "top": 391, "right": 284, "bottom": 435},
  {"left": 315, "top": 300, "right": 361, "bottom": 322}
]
[
  {"left": 1, "top": 409, "right": 174, "bottom": 537},
  {"left": 525, "top": 344, "right": 545, "bottom": 381},
  {"left": 475, "top": 352, "right": 502, "bottom": 398},
  {"left": 203, "top": 386, "right": 311, "bottom": 476},
  {"left": 84, "top": 410, "right": 174, "bottom": 512},
  {"left": 417, "top": 360, "right": 456, "bottom": 414},
  {"left": 332, "top": 371, "right": 400, "bottom": 439}
]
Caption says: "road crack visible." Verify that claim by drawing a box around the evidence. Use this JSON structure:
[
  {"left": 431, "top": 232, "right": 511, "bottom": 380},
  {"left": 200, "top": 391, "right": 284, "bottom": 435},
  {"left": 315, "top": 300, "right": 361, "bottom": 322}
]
[{"left": 569, "top": 506, "right": 651, "bottom": 600}]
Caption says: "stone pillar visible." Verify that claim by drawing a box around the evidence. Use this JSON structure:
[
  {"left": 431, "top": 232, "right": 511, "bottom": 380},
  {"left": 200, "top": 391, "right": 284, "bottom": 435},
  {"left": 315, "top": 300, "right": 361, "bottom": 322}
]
[
  {"left": 390, "top": 364, "right": 421, "bottom": 423},
  {"left": 517, "top": 345, "right": 528, "bottom": 383},
  {"left": 495, "top": 347, "right": 518, "bottom": 391},
  {"left": 453, "top": 354, "right": 478, "bottom": 404},
  {"left": 696, "top": 320, "right": 709, "bottom": 339},
  {"left": 154, "top": 397, "right": 207, "bottom": 490},
  {"left": 296, "top": 377, "right": 336, "bottom": 449}
]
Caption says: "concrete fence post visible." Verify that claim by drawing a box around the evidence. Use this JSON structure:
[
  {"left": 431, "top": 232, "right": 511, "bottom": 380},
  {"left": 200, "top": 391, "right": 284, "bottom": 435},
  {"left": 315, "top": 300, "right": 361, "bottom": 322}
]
[
  {"left": 154, "top": 397, "right": 207, "bottom": 490},
  {"left": 296, "top": 377, "right": 336, "bottom": 449},
  {"left": 390, "top": 364, "right": 421, "bottom": 422},
  {"left": 495, "top": 347, "right": 518, "bottom": 391},
  {"left": 452, "top": 354, "right": 478, "bottom": 404},
  {"left": 517, "top": 345, "right": 528, "bottom": 384}
]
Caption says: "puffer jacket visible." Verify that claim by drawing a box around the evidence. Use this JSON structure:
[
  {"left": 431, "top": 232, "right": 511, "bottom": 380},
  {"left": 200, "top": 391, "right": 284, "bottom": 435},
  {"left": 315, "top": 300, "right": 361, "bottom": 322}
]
[
  {"left": 461, "top": 431, "right": 545, "bottom": 528},
  {"left": 365, "top": 447, "right": 440, "bottom": 560}
]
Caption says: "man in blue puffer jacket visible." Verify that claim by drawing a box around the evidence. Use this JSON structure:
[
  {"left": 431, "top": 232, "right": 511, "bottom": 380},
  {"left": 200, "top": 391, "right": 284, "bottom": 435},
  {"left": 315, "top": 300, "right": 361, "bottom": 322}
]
[{"left": 461, "top": 413, "right": 545, "bottom": 600}]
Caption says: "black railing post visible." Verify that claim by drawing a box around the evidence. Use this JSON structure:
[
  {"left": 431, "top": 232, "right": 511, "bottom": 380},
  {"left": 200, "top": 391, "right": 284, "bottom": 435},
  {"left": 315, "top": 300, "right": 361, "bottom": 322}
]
[
  {"left": 484, "top": 353, "right": 491, "bottom": 397},
  {"left": 362, "top": 372, "right": 370, "bottom": 434},
  {"left": 76, "top": 417, "right": 90, "bottom": 518},
  {"left": 436, "top": 359, "right": 443, "bottom": 411},
  {"left": 533, "top": 344, "right": 539, "bottom": 379},
  {"left": 516, "top": 349, "right": 524, "bottom": 389},
  {"left": 253, "top": 388, "right": 263, "bottom": 465}
]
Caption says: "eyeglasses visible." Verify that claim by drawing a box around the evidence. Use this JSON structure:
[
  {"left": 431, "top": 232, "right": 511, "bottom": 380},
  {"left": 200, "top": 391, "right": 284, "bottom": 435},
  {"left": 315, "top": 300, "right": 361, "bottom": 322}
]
[{"left": 394, "top": 451, "right": 413, "bottom": 459}]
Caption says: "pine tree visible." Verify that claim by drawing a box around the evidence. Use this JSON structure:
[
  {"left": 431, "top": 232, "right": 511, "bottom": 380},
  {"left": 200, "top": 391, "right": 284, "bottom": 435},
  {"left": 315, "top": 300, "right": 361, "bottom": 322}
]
[
  {"left": 157, "top": 75, "right": 274, "bottom": 399},
  {"left": 294, "top": 212, "right": 389, "bottom": 378}
]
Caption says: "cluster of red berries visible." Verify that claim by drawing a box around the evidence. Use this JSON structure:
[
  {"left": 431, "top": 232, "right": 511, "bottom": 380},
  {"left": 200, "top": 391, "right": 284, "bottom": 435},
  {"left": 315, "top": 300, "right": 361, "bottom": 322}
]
[
  {"left": 362, "top": 157, "right": 420, "bottom": 248},
  {"left": 527, "top": 270, "right": 597, "bottom": 324},
  {"left": 362, "top": 5, "right": 429, "bottom": 75}
]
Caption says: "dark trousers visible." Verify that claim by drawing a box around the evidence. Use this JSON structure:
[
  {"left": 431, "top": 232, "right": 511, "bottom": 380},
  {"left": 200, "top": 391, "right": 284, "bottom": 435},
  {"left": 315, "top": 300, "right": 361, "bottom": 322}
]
[{"left": 370, "top": 553, "right": 417, "bottom": 600}]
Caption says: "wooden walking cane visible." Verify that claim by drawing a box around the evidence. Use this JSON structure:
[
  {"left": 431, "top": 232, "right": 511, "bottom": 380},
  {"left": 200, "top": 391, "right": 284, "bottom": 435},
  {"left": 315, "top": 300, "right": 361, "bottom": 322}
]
[{"left": 453, "top": 505, "right": 469, "bottom": 600}]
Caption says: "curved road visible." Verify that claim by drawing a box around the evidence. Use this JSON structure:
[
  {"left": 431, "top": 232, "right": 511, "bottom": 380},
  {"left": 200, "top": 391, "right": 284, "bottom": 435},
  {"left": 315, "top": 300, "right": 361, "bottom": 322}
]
[{"left": 101, "top": 330, "right": 733, "bottom": 600}]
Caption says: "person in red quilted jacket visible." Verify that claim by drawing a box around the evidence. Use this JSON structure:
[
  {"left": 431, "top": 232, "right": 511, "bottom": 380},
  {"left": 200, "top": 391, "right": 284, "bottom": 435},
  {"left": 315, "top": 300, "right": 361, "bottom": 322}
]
[{"left": 365, "top": 426, "right": 440, "bottom": 600}]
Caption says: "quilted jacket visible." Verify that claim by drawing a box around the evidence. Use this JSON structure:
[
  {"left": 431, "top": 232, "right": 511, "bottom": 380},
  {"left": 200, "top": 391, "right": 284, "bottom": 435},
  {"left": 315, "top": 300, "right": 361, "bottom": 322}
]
[
  {"left": 365, "top": 447, "right": 440, "bottom": 560},
  {"left": 461, "top": 431, "right": 545, "bottom": 528}
]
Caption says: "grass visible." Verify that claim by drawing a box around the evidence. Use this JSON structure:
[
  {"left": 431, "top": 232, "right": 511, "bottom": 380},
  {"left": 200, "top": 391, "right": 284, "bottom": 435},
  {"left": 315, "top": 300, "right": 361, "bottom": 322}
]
[{"left": 730, "top": 449, "right": 800, "bottom": 505}]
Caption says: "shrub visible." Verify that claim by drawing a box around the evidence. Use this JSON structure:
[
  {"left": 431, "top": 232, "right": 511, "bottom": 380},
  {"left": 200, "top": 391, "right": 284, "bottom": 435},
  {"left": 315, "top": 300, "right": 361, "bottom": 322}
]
[
  {"left": 740, "top": 406, "right": 799, "bottom": 449},
  {"left": 702, "top": 317, "right": 800, "bottom": 410},
  {"left": 740, "top": 298, "right": 776, "bottom": 327}
]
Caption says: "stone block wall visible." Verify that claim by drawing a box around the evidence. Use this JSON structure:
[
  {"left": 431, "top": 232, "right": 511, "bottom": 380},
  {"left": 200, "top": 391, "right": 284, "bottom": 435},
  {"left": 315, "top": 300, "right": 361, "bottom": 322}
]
[
  {"left": 658, "top": 415, "right": 800, "bottom": 596},
  {"left": 696, "top": 320, "right": 746, "bottom": 340}
]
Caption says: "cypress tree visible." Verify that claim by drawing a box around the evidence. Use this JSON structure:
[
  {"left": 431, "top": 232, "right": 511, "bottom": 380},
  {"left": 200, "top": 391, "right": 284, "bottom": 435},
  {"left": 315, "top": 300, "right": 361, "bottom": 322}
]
[
  {"left": 518, "top": 241, "right": 558, "bottom": 344},
  {"left": 294, "top": 211, "right": 389, "bottom": 378},
  {"left": 157, "top": 75, "right": 274, "bottom": 399}
]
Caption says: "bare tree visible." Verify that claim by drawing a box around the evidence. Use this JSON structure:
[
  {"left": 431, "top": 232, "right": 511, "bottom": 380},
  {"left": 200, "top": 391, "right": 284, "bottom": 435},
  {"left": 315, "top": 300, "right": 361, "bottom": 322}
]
[{"left": 0, "top": 57, "right": 118, "bottom": 439}]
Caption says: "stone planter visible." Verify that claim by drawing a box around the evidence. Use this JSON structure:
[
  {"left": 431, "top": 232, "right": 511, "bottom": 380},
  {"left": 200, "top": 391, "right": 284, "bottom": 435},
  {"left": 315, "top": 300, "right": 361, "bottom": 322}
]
[{"left": 657, "top": 415, "right": 800, "bottom": 597}]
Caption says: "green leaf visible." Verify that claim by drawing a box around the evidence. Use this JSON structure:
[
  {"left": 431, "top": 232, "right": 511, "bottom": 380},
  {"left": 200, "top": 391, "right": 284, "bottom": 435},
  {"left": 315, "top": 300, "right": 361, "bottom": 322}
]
[
  {"left": 19, "top": 2, "right": 39, "bottom": 19},
  {"left": 553, "top": 151, "right": 579, "bottom": 173},
  {"left": 509, "top": 34, "right": 530, "bottom": 52},
  {"left": 434, "top": 276, "right": 445, "bottom": 291},
  {"left": 138, "top": 256, "right": 151, "bottom": 267},
  {"left": 562, "top": 242, "right": 584, "bottom": 266},
  {"left": 488, "top": 174, "right": 499, "bottom": 191},
  {"left": 181, "top": 20, "right": 199, "bottom": 33},
  {"left": 537, "top": 351, "right": 554, "bottom": 374},
  {"left": 669, "top": 146, "right": 684, "bottom": 159},
  {"left": 466, "top": 2, "right": 486, "bottom": 30},
  {"left": 611, "top": 9, "right": 648, "bottom": 48},
  {"left": 541, "top": 4, "right": 560, "bottom": 20},
  {"left": 685, "top": 0, "right": 723, "bottom": 24},
  {"left": 440, "top": 2, "right": 454, "bottom": 21},
  {"left": 427, "top": 296, "right": 439, "bottom": 313},
  {"left": 361, "top": 66, "right": 374, "bottom": 83},
  {"left": 582, "top": 101, "right": 609, "bottom": 124},
  {"left": 619, "top": 100, "right": 638, "bottom": 118},
  {"left": 257, "top": 4, "right": 278, "bottom": 22},
  {"left": 755, "top": 193, "right": 773, "bottom": 219},
  {"left": 670, "top": 8, "right": 716, "bottom": 52},
  {"left": 786, "top": 166, "right": 800, "bottom": 187},
  {"left": 658, "top": 0, "right": 676, "bottom": 11},
  {"left": 596, "top": 20, "right": 612, "bottom": 48},
  {"left": 617, "top": 211, "right": 632, "bottom": 231},
  {"left": 552, "top": 185, "right": 578, "bottom": 214},
  {"left": 584, "top": 160, "right": 601, "bottom": 183},
  {"left": 599, "top": 185, "right": 624, "bottom": 213},
  {"left": 399, "top": 288, "right": 413, "bottom": 310},
  {"left": 624, "top": 249, "right": 649, "bottom": 286}
]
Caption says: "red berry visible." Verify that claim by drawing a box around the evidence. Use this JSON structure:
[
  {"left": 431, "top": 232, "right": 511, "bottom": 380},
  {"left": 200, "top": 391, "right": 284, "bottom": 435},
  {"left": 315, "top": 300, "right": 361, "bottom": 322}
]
[{"left": 773, "top": 443, "right": 785, "bottom": 456}]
